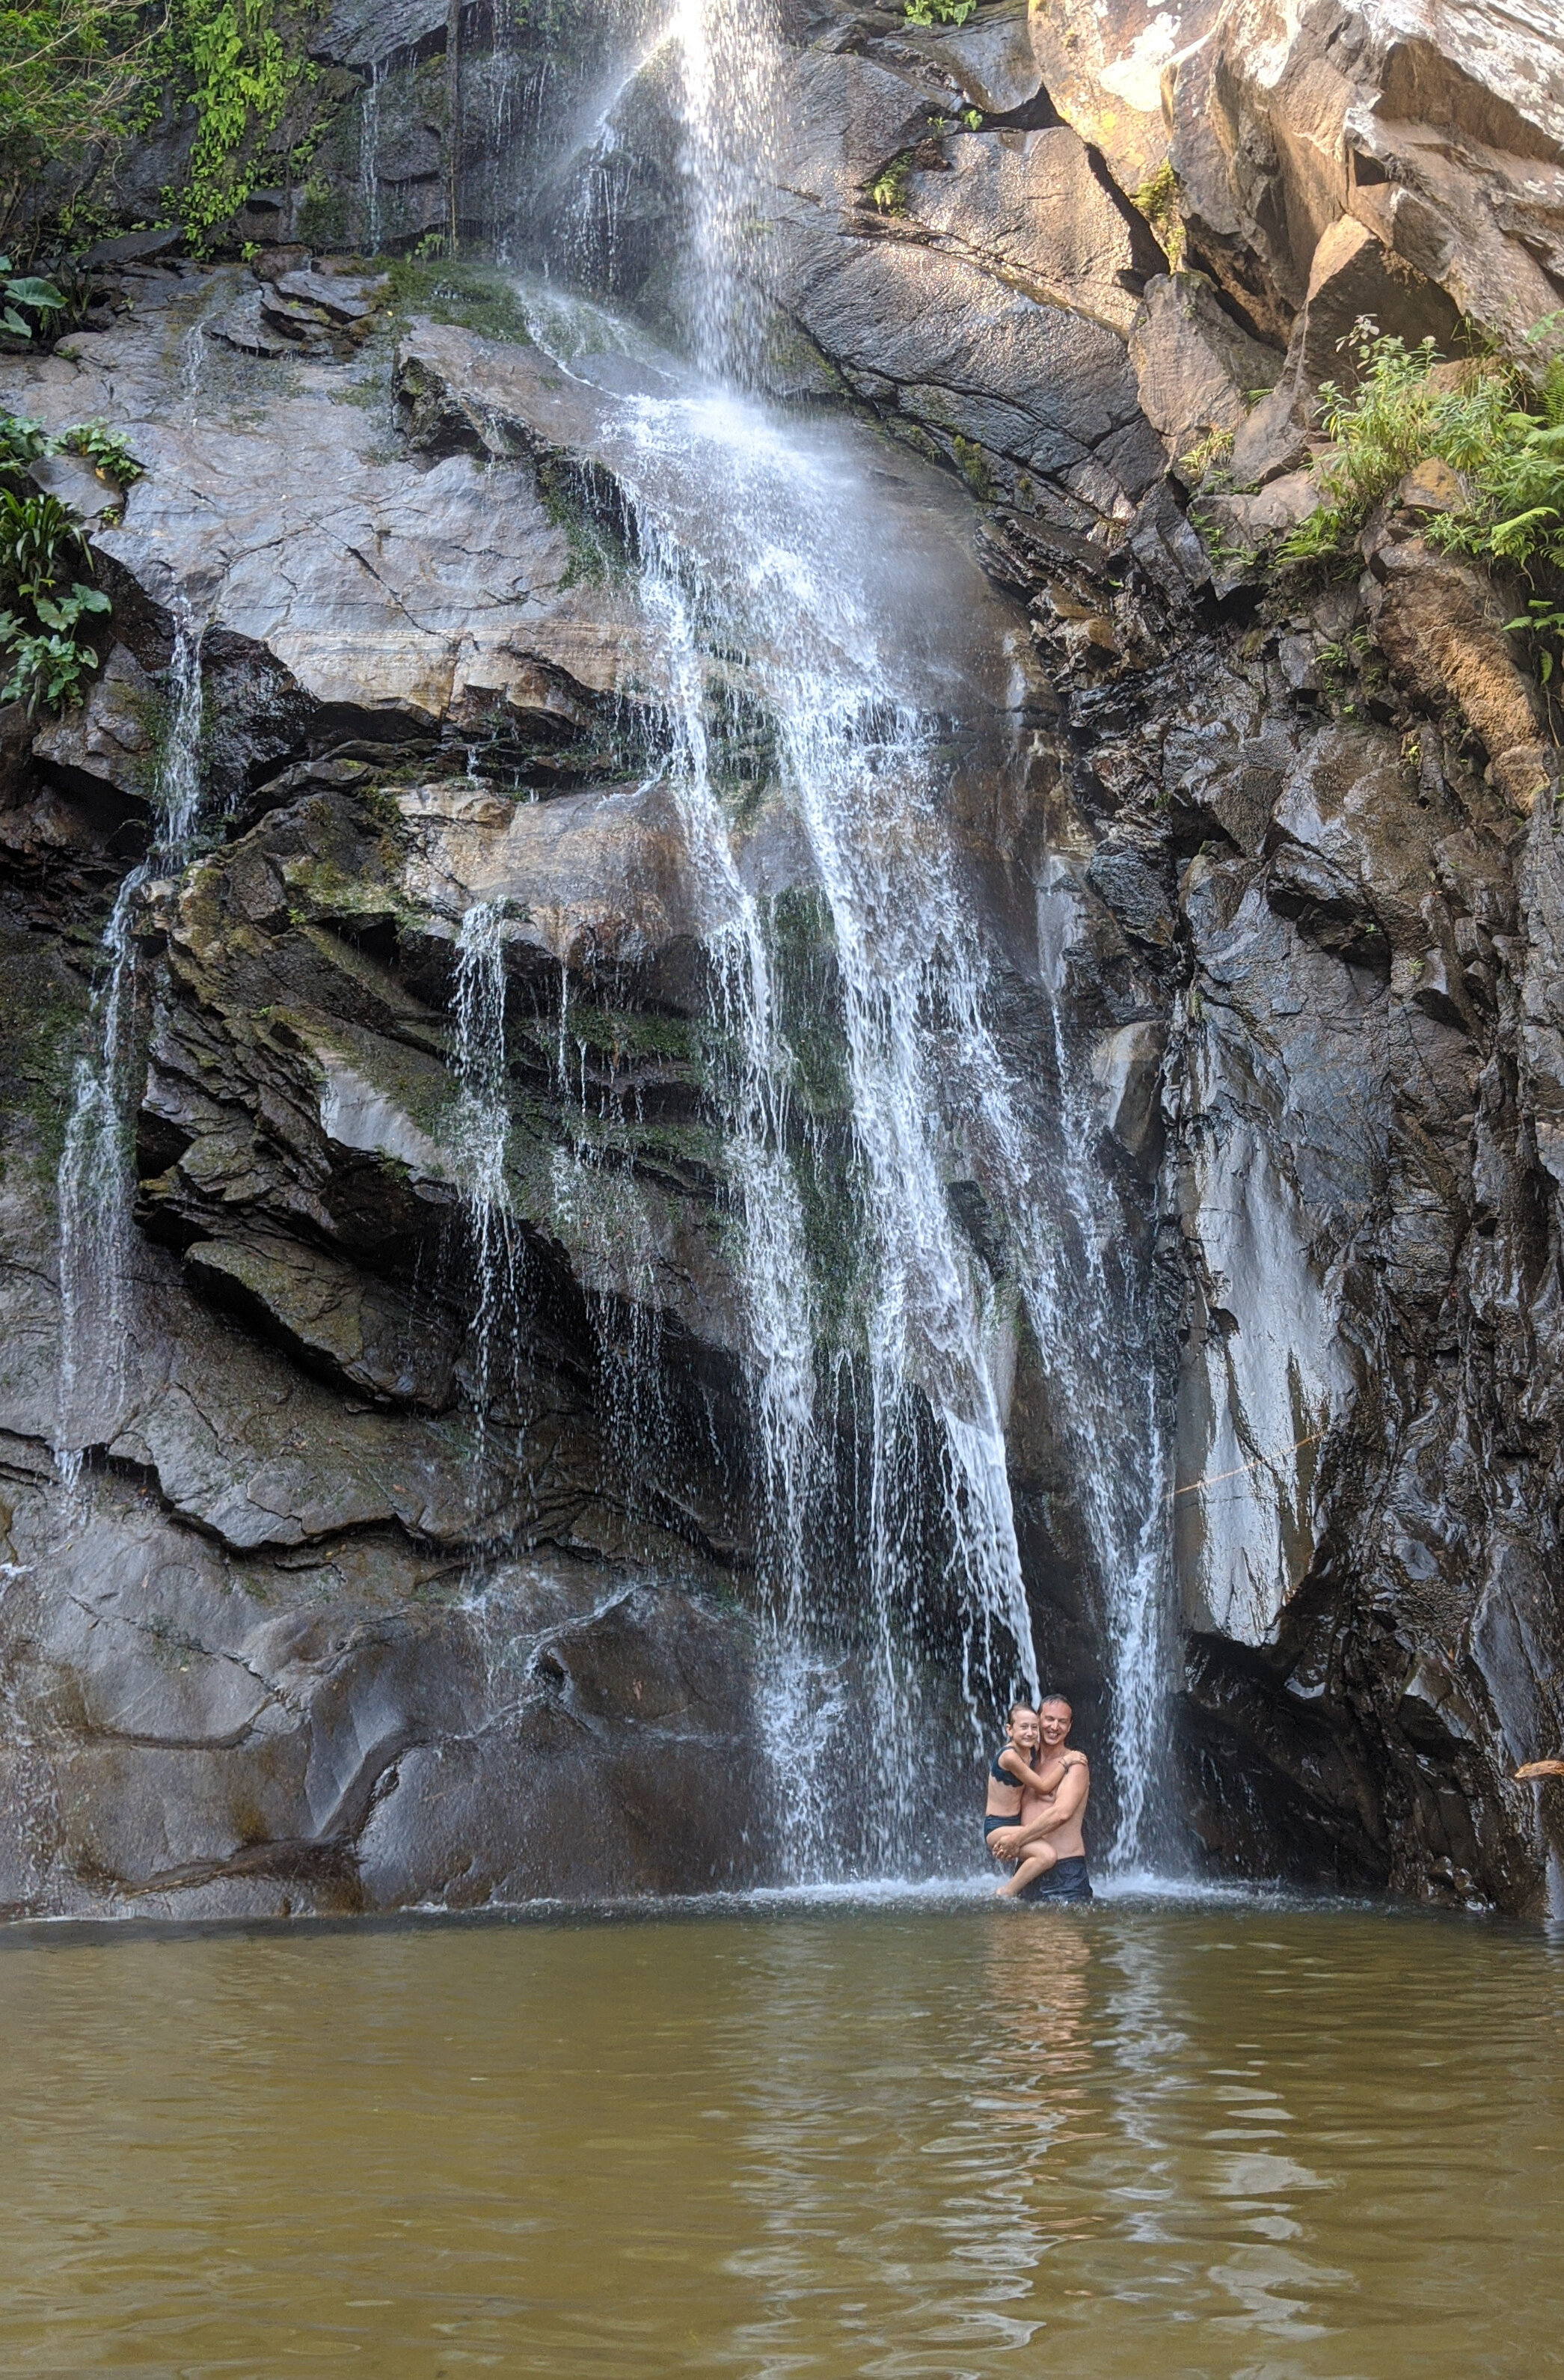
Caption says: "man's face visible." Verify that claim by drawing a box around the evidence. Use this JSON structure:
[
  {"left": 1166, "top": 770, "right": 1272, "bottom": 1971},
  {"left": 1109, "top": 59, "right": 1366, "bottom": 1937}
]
[
  {"left": 1009, "top": 1710, "right": 1040, "bottom": 1754},
  {"left": 1038, "top": 1701, "right": 1071, "bottom": 1748}
]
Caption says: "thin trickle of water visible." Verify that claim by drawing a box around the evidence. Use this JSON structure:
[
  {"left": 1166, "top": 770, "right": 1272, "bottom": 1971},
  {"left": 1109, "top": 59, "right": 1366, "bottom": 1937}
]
[
  {"left": 449, "top": 902, "right": 519, "bottom": 1445},
  {"left": 359, "top": 61, "right": 384, "bottom": 252},
  {"left": 55, "top": 610, "right": 205, "bottom": 1476}
]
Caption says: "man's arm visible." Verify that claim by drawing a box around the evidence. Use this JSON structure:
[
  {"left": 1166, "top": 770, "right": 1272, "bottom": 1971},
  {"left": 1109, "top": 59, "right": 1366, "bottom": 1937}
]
[{"left": 987, "top": 1758, "right": 1088, "bottom": 1856}]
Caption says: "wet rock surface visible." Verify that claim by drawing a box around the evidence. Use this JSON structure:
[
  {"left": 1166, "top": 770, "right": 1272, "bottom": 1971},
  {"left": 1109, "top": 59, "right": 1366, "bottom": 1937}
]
[{"left": 4, "top": 0, "right": 1564, "bottom": 1919}]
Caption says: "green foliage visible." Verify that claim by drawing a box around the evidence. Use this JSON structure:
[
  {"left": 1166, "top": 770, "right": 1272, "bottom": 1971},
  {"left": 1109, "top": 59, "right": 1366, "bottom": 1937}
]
[
  {"left": 867, "top": 154, "right": 912, "bottom": 215},
  {"left": 1177, "top": 424, "right": 1233, "bottom": 483},
  {"left": 1506, "top": 595, "right": 1564, "bottom": 685},
  {"left": 0, "top": 0, "right": 153, "bottom": 243},
  {"left": 52, "top": 417, "right": 144, "bottom": 483},
  {"left": 0, "top": 253, "right": 64, "bottom": 337},
  {"left": 1275, "top": 319, "right": 1564, "bottom": 679},
  {"left": 1132, "top": 159, "right": 1185, "bottom": 269},
  {"left": 0, "top": 479, "right": 108, "bottom": 712},
  {"left": 904, "top": 0, "right": 976, "bottom": 22},
  {"left": 0, "top": 486, "right": 86, "bottom": 594},
  {"left": 153, "top": 0, "right": 325, "bottom": 248},
  {"left": 0, "top": 411, "right": 44, "bottom": 473}
]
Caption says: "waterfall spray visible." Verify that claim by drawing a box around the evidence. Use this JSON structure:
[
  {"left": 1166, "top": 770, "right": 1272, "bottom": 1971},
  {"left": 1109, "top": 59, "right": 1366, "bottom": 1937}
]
[{"left": 671, "top": 0, "right": 782, "bottom": 382}]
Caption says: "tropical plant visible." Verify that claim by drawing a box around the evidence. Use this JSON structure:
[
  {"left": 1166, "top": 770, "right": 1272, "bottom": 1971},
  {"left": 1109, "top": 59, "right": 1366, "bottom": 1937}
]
[
  {"left": 0, "top": 410, "right": 45, "bottom": 475},
  {"left": 0, "top": 583, "right": 111, "bottom": 709},
  {"left": 0, "top": 485, "right": 109, "bottom": 711},
  {"left": 150, "top": 0, "right": 328, "bottom": 248},
  {"left": 904, "top": 0, "right": 975, "bottom": 24},
  {"left": 53, "top": 417, "right": 144, "bottom": 483},
  {"left": 0, "top": 254, "right": 64, "bottom": 338},
  {"left": 0, "top": 486, "right": 88, "bottom": 594}
]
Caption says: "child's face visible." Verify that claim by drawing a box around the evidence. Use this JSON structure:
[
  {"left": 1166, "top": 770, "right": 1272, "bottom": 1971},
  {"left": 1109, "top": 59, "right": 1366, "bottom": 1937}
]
[{"left": 1008, "top": 1710, "right": 1040, "bottom": 1755}]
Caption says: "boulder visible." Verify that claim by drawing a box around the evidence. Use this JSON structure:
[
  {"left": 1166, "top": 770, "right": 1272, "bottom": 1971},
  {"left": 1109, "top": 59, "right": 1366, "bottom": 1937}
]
[
  {"left": 905, "top": 124, "right": 1152, "bottom": 336},
  {"left": 31, "top": 643, "right": 157, "bottom": 801},
  {"left": 1171, "top": 0, "right": 1564, "bottom": 364},
  {"left": 1130, "top": 271, "right": 1285, "bottom": 461},
  {"left": 1367, "top": 536, "right": 1551, "bottom": 812},
  {"left": 1028, "top": 0, "right": 1222, "bottom": 196}
]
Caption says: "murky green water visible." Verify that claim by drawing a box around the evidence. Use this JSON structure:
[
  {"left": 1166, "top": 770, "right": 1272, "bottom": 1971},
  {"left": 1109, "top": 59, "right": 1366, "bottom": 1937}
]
[{"left": 1, "top": 1893, "right": 1560, "bottom": 2376}]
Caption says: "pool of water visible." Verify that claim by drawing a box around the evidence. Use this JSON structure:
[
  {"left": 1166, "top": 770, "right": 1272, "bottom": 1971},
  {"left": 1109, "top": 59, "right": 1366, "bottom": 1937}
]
[{"left": 1, "top": 1890, "right": 1559, "bottom": 2376}]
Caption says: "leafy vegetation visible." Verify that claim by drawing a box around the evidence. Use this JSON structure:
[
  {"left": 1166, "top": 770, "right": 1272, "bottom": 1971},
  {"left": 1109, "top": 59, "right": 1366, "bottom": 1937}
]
[
  {"left": 0, "top": 252, "right": 64, "bottom": 338},
  {"left": 0, "top": 415, "right": 122, "bottom": 711},
  {"left": 149, "top": 0, "right": 326, "bottom": 248},
  {"left": 903, "top": 0, "right": 976, "bottom": 23},
  {"left": 1276, "top": 318, "right": 1564, "bottom": 680},
  {"left": 868, "top": 154, "right": 913, "bottom": 215},
  {"left": 0, "top": 0, "right": 155, "bottom": 247},
  {"left": 52, "top": 417, "right": 144, "bottom": 483}
]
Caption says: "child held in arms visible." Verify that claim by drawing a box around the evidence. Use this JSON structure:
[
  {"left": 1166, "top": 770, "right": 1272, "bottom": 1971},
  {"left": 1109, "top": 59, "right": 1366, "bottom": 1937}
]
[{"left": 983, "top": 1702, "right": 1082, "bottom": 1899}]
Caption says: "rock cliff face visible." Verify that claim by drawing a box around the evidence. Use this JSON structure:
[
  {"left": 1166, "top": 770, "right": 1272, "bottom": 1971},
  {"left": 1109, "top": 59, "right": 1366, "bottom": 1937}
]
[{"left": 3, "top": 0, "right": 1564, "bottom": 1917}]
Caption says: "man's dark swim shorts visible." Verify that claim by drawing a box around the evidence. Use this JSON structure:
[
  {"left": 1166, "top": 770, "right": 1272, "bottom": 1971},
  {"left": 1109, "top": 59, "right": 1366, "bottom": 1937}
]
[{"left": 1017, "top": 1856, "right": 1094, "bottom": 1906}]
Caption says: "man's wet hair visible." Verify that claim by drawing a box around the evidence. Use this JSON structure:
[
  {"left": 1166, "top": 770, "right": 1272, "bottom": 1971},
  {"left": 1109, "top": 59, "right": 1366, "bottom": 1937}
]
[{"left": 1038, "top": 1692, "right": 1073, "bottom": 1712}]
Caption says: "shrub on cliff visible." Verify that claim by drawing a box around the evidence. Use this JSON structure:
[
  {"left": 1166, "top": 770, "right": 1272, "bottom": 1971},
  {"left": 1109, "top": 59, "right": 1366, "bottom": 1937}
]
[{"left": 1281, "top": 319, "right": 1564, "bottom": 679}]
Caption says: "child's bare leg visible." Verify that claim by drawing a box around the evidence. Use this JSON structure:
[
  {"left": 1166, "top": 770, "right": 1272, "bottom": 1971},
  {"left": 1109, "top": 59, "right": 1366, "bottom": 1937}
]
[{"left": 994, "top": 1837, "right": 1058, "bottom": 1899}]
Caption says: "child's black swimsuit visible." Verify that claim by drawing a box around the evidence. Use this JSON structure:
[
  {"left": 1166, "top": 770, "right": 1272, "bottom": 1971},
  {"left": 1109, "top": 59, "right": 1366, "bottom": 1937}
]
[{"left": 984, "top": 1747, "right": 1024, "bottom": 1840}]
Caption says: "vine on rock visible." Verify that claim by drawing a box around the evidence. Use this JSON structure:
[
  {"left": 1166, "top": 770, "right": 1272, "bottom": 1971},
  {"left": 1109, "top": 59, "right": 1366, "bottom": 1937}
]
[{"left": 152, "top": 0, "right": 325, "bottom": 248}]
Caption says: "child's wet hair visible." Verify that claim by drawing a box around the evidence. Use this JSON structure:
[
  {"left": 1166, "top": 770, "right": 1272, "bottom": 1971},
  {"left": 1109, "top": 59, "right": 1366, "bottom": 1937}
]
[{"left": 1007, "top": 1700, "right": 1037, "bottom": 1723}]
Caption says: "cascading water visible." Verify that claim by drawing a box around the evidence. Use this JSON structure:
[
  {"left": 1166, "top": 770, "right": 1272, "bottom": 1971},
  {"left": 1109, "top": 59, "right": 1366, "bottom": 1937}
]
[
  {"left": 467, "top": 0, "right": 1174, "bottom": 1876},
  {"left": 670, "top": 0, "right": 780, "bottom": 380},
  {"left": 449, "top": 901, "right": 520, "bottom": 1460},
  {"left": 358, "top": 61, "right": 384, "bottom": 252},
  {"left": 505, "top": 358, "right": 1045, "bottom": 1873},
  {"left": 55, "top": 609, "right": 204, "bottom": 1480}
]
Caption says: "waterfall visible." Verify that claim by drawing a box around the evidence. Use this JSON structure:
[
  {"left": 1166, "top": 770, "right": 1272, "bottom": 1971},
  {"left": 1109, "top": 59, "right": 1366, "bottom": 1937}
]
[
  {"left": 449, "top": 902, "right": 519, "bottom": 1450},
  {"left": 359, "top": 61, "right": 384, "bottom": 252},
  {"left": 472, "top": 0, "right": 1179, "bottom": 1874},
  {"left": 55, "top": 609, "right": 204, "bottom": 1478},
  {"left": 671, "top": 0, "right": 780, "bottom": 381},
  {"left": 656, "top": 0, "right": 1175, "bottom": 1871}
]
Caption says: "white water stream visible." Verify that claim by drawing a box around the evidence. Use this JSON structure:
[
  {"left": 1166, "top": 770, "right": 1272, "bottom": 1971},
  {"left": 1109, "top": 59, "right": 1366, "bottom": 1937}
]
[
  {"left": 485, "top": 0, "right": 1175, "bottom": 1872},
  {"left": 55, "top": 611, "right": 204, "bottom": 1479}
]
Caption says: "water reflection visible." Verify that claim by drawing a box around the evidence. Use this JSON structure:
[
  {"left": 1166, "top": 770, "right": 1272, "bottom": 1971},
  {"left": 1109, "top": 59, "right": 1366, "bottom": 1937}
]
[{"left": 0, "top": 1903, "right": 1559, "bottom": 2377}]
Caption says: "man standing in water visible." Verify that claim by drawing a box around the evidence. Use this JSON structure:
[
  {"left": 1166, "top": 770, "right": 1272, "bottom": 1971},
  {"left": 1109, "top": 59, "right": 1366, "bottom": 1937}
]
[{"left": 986, "top": 1695, "right": 1093, "bottom": 1903}]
